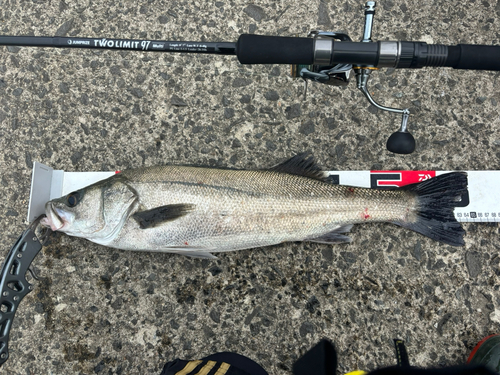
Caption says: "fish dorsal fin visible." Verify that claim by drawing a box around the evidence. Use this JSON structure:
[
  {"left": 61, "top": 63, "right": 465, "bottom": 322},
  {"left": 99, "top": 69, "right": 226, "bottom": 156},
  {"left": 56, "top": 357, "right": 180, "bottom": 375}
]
[{"left": 268, "top": 153, "right": 327, "bottom": 181}]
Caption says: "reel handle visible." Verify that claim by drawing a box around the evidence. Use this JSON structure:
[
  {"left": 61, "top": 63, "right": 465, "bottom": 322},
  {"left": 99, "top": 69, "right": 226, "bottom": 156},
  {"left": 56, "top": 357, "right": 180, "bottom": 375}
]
[
  {"left": 386, "top": 111, "right": 415, "bottom": 154},
  {"left": 387, "top": 131, "right": 416, "bottom": 155}
]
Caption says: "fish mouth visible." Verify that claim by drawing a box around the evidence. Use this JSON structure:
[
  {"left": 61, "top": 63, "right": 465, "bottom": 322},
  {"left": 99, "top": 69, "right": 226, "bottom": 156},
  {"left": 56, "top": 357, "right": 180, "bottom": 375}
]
[{"left": 40, "top": 202, "right": 66, "bottom": 231}]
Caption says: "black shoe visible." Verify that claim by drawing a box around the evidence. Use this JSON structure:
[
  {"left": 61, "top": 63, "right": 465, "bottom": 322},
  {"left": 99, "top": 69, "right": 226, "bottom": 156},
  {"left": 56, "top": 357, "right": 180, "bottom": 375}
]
[{"left": 467, "top": 333, "right": 500, "bottom": 372}]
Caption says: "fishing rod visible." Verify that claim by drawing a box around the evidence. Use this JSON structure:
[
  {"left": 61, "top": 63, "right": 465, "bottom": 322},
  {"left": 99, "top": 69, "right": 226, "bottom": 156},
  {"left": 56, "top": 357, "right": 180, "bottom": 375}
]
[
  {"left": 1, "top": 3, "right": 499, "bottom": 152},
  {"left": 1, "top": 2, "right": 499, "bottom": 154}
]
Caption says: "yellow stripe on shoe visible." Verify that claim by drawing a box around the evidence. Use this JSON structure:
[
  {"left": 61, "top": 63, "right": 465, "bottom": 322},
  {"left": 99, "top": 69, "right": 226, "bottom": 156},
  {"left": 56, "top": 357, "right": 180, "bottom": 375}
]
[
  {"left": 175, "top": 360, "right": 203, "bottom": 375},
  {"left": 194, "top": 360, "right": 217, "bottom": 375},
  {"left": 213, "top": 362, "right": 231, "bottom": 375}
]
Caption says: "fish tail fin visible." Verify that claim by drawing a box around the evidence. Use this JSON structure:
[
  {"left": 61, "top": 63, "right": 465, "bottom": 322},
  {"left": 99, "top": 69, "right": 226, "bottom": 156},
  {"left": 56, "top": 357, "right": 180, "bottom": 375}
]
[{"left": 394, "top": 172, "right": 468, "bottom": 246}]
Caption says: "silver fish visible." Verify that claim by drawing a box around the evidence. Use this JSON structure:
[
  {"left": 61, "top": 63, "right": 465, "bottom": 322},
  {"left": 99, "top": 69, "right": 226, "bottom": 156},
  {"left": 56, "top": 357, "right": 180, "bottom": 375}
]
[{"left": 40, "top": 154, "right": 467, "bottom": 258}]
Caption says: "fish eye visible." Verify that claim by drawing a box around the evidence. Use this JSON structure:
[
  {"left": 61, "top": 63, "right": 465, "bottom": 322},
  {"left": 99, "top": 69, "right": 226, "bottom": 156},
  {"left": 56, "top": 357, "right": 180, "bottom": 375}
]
[{"left": 66, "top": 192, "right": 79, "bottom": 207}]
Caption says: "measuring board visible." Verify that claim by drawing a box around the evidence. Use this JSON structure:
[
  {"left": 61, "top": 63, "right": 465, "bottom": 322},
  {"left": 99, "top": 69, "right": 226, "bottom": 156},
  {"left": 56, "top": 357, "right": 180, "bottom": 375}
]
[{"left": 28, "top": 162, "right": 499, "bottom": 223}]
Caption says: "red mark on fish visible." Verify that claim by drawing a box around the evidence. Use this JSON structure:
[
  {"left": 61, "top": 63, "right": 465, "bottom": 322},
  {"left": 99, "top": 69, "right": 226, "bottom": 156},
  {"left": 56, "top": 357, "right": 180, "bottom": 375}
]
[
  {"left": 184, "top": 241, "right": 189, "bottom": 246},
  {"left": 363, "top": 208, "right": 370, "bottom": 220}
]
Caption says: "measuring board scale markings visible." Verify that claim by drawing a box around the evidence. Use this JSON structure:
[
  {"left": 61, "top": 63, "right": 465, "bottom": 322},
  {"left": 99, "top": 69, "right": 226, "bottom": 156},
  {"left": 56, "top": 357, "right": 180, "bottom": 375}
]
[{"left": 28, "top": 162, "right": 498, "bottom": 223}]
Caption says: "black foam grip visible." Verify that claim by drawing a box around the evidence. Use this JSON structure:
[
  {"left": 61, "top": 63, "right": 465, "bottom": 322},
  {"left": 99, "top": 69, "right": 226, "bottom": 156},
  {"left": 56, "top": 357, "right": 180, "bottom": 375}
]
[
  {"left": 446, "top": 45, "right": 500, "bottom": 71},
  {"left": 236, "top": 34, "right": 314, "bottom": 64}
]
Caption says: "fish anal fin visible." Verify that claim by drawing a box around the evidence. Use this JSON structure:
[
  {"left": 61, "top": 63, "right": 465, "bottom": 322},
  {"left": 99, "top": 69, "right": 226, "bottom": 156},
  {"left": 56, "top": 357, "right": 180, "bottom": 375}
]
[
  {"left": 305, "top": 224, "right": 353, "bottom": 244},
  {"left": 268, "top": 152, "right": 328, "bottom": 182},
  {"left": 132, "top": 203, "right": 195, "bottom": 229},
  {"left": 166, "top": 248, "right": 218, "bottom": 259},
  {"left": 182, "top": 251, "right": 217, "bottom": 259}
]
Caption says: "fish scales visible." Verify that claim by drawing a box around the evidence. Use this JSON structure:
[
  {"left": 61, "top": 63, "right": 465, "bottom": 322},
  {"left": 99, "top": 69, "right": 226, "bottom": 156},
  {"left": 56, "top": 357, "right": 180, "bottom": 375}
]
[
  {"left": 41, "top": 154, "right": 468, "bottom": 256},
  {"left": 111, "top": 166, "right": 414, "bottom": 252}
]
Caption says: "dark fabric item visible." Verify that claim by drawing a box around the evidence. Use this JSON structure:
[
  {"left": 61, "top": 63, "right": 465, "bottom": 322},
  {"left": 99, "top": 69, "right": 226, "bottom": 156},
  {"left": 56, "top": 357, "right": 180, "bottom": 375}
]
[
  {"left": 204, "top": 352, "right": 268, "bottom": 375},
  {"left": 160, "top": 338, "right": 499, "bottom": 375},
  {"left": 292, "top": 339, "right": 337, "bottom": 375},
  {"left": 393, "top": 339, "right": 410, "bottom": 367},
  {"left": 159, "top": 352, "right": 268, "bottom": 375},
  {"left": 160, "top": 358, "right": 191, "bottom": 375}
]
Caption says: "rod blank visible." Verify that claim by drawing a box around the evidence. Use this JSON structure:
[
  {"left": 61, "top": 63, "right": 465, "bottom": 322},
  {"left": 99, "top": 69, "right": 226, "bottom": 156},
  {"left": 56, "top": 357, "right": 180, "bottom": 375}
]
[{"left": 0, "top": 36, "right": 237, "bottom": 55}]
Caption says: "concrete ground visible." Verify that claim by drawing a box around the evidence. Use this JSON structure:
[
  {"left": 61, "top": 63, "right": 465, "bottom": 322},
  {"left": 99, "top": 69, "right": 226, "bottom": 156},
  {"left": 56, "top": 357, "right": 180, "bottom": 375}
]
[{"left": 1, "top": 0, "right": 500, "bottom": 374}]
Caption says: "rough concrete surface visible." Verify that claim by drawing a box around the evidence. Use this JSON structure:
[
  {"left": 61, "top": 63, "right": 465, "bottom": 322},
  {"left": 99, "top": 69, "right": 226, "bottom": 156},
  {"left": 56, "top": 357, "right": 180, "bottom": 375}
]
[{"left": 1, "top": 0, "right": 500, "bottom": 374}]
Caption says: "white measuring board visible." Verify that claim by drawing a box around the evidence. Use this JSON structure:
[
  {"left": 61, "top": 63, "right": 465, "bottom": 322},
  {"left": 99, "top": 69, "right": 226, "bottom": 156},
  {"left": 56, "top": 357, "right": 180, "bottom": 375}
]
[{"left": 28, "top": 162, "right": 499, "bottom": 223}]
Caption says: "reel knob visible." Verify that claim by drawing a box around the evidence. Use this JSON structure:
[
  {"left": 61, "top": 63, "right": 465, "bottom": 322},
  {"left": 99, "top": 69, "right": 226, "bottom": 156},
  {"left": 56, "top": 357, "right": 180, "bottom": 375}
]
[{"left": 386, "top": 130, "right": 415, "bottom": 154}]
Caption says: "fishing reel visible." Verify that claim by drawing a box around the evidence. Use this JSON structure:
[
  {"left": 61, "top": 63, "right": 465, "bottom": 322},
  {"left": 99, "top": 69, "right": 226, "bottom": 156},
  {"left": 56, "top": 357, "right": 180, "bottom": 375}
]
[
  {"left": 292, "top": 1, "right": 415, "bottom": 154},
  {"left": 2, "top": 0, "right": 497, "bottom": 153}
]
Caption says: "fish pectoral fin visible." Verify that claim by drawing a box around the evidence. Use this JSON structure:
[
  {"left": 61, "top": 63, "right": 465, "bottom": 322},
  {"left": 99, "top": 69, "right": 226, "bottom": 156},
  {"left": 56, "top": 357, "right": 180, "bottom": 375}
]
[
  {"left": 166, "top": 248, "right": 218, "bottom": 259},
  {"left": 132, "top": 203, "right": 195, "bottom": 229},
  {"left": 268, "top": 152, "right": 328, "bottom": 181},
  {"left": 305, "top": 224, "right": 353, "bottom": 244}
]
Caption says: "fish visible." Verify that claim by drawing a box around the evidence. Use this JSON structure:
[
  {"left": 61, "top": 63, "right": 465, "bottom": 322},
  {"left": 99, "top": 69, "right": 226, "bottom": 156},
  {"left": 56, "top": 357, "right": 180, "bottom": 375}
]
[{"left": 40, "top": 154, "right": 468, "bottom": 259}]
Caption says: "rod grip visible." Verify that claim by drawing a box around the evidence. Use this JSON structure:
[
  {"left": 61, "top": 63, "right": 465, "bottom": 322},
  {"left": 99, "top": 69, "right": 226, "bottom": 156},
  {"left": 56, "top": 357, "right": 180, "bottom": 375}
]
[
  {"left": 236, "top": 34, "right": 314, "bottom": 64},
  {"left": 446, "top": 44, "right": 500, "bottom": 71}
]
